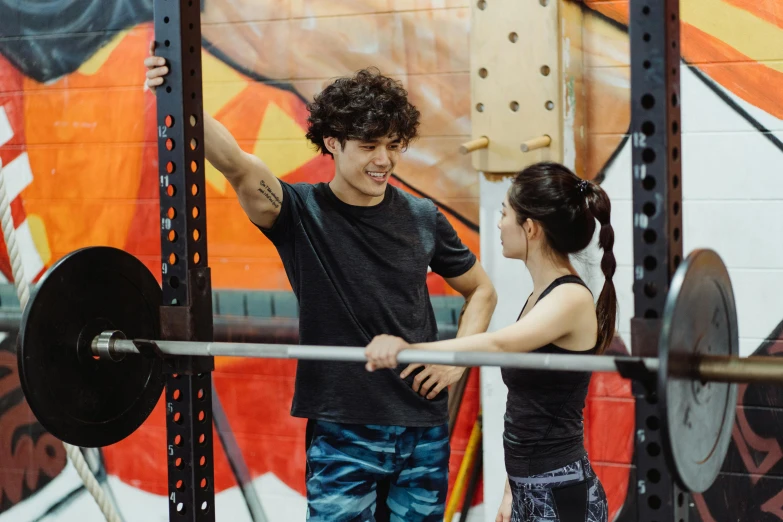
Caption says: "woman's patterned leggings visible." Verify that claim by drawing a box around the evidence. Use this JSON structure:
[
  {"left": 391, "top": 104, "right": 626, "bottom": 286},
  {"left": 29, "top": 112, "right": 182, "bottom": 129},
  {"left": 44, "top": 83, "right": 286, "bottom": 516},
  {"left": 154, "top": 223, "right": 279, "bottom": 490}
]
[{"left": 508, "top": 457, "right": 608, "bottom": 522}]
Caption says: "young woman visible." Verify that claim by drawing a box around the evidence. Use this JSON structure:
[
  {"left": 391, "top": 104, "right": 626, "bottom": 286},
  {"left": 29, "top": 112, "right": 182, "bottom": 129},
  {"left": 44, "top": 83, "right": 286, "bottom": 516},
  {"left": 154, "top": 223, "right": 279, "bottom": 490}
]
[{"left": 365, "top": 161, "right": 616, "bottom": 522}]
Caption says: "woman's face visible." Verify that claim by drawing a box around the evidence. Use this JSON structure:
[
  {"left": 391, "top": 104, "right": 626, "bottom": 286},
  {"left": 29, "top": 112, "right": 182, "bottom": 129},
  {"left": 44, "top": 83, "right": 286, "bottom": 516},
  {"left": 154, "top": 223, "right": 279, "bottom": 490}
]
[{"left": 498, "top": 193, "right": 528, "bottom": 261}]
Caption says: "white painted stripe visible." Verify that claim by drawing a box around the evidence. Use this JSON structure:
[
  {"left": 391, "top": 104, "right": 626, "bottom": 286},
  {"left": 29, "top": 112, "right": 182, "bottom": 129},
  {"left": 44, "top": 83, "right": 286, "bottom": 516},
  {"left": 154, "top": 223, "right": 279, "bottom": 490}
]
[
  {"left": 14, "top": 219, "right": 44, "bottom": 283},
  {"left": 1, "top": 152, "right": 34, "bottom": 202},
  {"left": 0, "top": 106, "right": 13, "bottom": 148}
]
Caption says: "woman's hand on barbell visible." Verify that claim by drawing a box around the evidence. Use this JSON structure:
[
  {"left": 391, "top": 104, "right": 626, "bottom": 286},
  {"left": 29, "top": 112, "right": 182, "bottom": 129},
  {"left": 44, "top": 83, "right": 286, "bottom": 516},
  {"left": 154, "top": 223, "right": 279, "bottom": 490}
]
[{"left": 365, "top": 335, "right": 409, "bottom": 372}]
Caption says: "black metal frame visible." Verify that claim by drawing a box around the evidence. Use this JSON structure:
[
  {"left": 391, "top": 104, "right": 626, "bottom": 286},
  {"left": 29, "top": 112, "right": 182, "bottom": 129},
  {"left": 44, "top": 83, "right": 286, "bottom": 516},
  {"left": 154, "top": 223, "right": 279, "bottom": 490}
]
[
  {"left": 154, "top": 0, "right": 216, "bottom": 520},
  {"left": 629, "top": 0, "right": 687, "bottom": 520}
]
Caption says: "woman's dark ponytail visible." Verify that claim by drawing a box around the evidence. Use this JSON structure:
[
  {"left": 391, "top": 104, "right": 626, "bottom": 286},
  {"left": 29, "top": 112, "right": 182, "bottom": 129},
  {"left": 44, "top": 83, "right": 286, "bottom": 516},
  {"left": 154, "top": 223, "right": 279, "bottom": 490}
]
[{"left": 585, "top": 183, "right": 617, "bottom": 354}]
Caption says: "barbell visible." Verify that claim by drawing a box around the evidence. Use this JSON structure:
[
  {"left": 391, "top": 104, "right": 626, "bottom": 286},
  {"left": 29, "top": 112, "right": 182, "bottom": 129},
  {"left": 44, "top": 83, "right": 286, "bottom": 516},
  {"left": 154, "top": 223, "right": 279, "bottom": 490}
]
[{"left": 15, "top": 246, "right": 783, "bottom": 494}]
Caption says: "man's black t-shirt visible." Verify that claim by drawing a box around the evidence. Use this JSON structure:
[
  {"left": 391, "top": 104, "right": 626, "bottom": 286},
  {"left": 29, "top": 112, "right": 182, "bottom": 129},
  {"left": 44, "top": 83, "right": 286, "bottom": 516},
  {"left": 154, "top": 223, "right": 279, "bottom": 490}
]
[{"left": 258, "top": 180, "right": 477, "bottom": 427}]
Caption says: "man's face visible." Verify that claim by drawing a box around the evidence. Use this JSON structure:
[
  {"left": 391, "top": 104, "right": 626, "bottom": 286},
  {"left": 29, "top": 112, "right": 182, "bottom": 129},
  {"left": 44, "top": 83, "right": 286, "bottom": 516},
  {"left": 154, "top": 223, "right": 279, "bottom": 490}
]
[{"left": 330, "top": 135, "right": 401, "bottom": 199}]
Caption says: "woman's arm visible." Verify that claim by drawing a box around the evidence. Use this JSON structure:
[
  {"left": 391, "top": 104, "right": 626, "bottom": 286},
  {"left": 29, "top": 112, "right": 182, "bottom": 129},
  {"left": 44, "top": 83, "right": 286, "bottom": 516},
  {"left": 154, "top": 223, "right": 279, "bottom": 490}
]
[{"left": 365, "top": 284, "right": 593, "bottom": 371}]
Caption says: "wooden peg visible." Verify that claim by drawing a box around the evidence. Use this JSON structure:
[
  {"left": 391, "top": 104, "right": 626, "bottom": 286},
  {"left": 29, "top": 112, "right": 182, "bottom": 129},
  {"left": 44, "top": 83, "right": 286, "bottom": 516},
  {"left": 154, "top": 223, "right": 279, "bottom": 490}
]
[
  {"left": 520, "top": 135, "right": 551, "bottom": 152},
  {"left": 459, "top": 136, "right": 490, "bottom": 154}
]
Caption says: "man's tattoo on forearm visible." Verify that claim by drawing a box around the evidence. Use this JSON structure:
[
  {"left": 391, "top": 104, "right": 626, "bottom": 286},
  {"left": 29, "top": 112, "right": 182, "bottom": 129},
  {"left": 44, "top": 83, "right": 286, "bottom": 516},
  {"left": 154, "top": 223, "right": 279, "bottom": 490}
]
[{"left": 258, "top": 179, "right": 282, "bottom": 209}]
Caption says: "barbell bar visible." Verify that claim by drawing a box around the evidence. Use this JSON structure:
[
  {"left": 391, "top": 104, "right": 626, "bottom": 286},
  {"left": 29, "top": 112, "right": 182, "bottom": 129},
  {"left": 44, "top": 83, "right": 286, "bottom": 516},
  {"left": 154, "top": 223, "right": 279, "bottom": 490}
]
[
  {"left": 14, "top": 246, "right": 782, "bottom": 495},
  {"left": 92, "top": 331, "right": 783, "bottom": 385}
]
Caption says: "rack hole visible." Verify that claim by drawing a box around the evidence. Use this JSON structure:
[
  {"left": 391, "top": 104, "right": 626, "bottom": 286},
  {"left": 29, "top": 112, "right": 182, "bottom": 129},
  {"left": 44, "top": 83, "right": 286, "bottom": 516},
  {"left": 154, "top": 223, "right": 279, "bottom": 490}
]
[
  {"left": 190, "top": 161, "right": 198, "bottom": 173},
  {"left": 672, "top": 93, "right": 679, "bottom": 107},
  {"left": 176, "top": 480, "right": 184, "bottom": 491},
  {"left": 167, "top": 230, "right": 177, "bottom": 242},
  {"left": 176, "top": 503, "right": 185, "bottom": 514},
  {"left": 174, "top": 434, "right": 183, "bottom": 446},
  {"left": 643, "top": 60, "right": 651, "bottom": 69},
  {"left": 644, "top": 309, "right": 658, "bottom": 319},
  {"left": 642, "top": 175, "right": 656, "bottom": 191},
  {"left": 173, "top": 412, "right": 182, "bottom": 424},
  {"left": 644, "top": 283, "right": 657, "bottom": 298},
  {"left": 169, "top": 276, "right": 179, "bottom": 289},
  {"left": 198, "top": 388, "right": 205, "bottom": 400},
  {"left": 167, "top": 207, "right": 176, "bottom": 220},
  {"left": 642, "top": 6, "right": 650, "bottom": 15},
  {"left": 647, "top": 468, "right": 661, "bottom": 483},
  {"left": 539, "top": 0, "right": 548, "bottom": 5},
  {"left": 509, "top": 101, "right": 519, "bottom": 112},
  {"left": 540, "top": 65, "right": 550, "bottom": 76},
  {"left": 175, "top": 458, "right": 183, "bottom": 469},
  {"left": 642, "top": 148, "right": 656, "bottom": 164},
  {"left": 674, "top": 228, "right": 680, "bottom": 242},
  {"left": 192, "top": 207, "right": 200, "bottom": 219},
  {"left": 198, "top": 410, "right": 206, "bottom": 422},
  {"left": 201, "top": 501, "right": 209, "bottom": 513},
  {"left": 641, "top": 121, "right": 655, "bottom": 136},
  {"left": 190, "top": 46, "right": 195, "bottom": 53},
  {"left": 191, "top": 184, "right": 199, "bottom": 196},
  {"left": 673, "top": 201, "right": 680, "bottom": 215},
  {"left": 199, "top": 433, "right": 206, "bottom": 445},
  {"left": 165, "top": 115, "right": 175, "bottom": 128},
  {"left": 646, "top": 416, "right": 659, "bottom": 430},
  {"left": 678, "top": 493, "right": 685, "bottom": 507},
  {"left": 475, "top": 103, "right": 484, "bottom": 112},
  {"left": 672, "top": 147, "right": 679, "bottom": 161},
  {"left": 545, "top": 101, "right": 555, "bottom": 110},
  {"left": 644, "top": 255, "right": 657, "bottom": 270},
  {"left": 648, "top": 495, "right": 661, "bottom": 510},
  {"left": 164, "top": 40, "right": 170, "bottom": 47},
  {"left": 193, "top": 252, "right": 201, "bottom": 264},
  {"left": 478, "top": 68, "right": 488, "bottom": 78},
  {"left": 643, "top": 230, "right": 657, "bottom": 245},
  {"left": 643, "top": 202, "right": 656, "bottom": 217},
  {"left": 164, "top": 16, "right": 170, "bottom": 23},
  {"left": 199, "top": 456, "right": 207, "bottom": 467},
  {"left": 167, "top": 184, "right": 176, "bottom": 197},
  {"left": 477, "top": 0, "right": 486, "bottom": 9},
  {"left": 673, "top": 175, "right": 679, "bottom": 188},
  {"left": 190, "top": 138, "right": 198, "bottom": 151},
  {"left": 166, "top": 162, "right": 176, "bottom": 174},
  {"left": 200, "top": 478, "right": 209, "bottom": 490},
  {"left": 508, "top": 32, "right": 518, "bottom": 43},
  {"left": 165, "top": 86, "right": 172, "bottom": 93},
  {"left": 193, "top": 229, "right": 200, "bottom": 241},
  {"left": 641, "top": 94, "right": 655, "bottom": 109},
  {"left": 172, "top": 389, "right": 181, "bottom": 401},
  {"left": 169, "top": 253, "right": 178, "bottom": 265},
  {"left": 672, "top": 121, "right": 679, "bottom": 134},
  {"left": 165, "top": 138, "right": 174, "bottom": 151},
  {"left": 643, "top": 33, "right": 651, "bottom": 42},
  {"left": 190, "top": 115, "right": 198, "bottom": 127}
]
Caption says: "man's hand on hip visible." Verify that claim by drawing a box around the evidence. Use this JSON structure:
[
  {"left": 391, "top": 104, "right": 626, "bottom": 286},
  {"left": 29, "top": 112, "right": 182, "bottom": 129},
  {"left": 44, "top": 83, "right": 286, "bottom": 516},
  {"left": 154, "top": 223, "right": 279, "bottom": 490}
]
[{"left": 401, "top": 364, "right": 466, "bottom": 400}]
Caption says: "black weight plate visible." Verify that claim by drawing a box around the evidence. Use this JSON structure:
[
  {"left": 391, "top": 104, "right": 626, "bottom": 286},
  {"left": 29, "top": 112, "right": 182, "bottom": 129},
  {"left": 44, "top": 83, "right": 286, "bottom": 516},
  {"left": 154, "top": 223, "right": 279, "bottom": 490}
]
[
  {"left": 658, "top": 249, "right": 739, "bottom": 493},
  {"left": 18, "top": 246, "right": 164, "bottom": 447}
]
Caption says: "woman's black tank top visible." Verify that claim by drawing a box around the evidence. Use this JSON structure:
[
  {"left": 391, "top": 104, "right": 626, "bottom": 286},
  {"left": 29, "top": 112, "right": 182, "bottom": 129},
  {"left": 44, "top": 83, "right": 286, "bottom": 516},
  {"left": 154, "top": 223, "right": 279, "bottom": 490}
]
[{"left": 501, "top": 275, "right": 597, "bottom": 477}]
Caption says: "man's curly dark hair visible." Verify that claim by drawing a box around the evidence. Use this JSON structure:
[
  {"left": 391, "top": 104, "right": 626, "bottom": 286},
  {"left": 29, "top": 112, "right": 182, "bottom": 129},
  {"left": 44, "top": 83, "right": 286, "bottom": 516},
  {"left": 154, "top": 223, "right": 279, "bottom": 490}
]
[{"left": 305, "top": 68, "right": 421, "bottom": 157}]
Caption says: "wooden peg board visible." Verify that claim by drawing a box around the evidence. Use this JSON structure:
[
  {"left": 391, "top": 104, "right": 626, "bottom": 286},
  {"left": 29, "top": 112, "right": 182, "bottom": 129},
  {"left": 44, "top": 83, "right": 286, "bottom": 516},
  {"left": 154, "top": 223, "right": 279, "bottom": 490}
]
[{"left": 469, "top": 0, "right": 563, "bottom": 173}]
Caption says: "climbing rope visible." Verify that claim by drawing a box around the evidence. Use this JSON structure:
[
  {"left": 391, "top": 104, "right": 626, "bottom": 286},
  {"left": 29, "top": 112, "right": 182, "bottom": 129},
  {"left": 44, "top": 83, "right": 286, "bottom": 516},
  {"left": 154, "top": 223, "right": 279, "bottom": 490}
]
[{"left": 0, "top": 160, "right": 123, "bottom": 522}]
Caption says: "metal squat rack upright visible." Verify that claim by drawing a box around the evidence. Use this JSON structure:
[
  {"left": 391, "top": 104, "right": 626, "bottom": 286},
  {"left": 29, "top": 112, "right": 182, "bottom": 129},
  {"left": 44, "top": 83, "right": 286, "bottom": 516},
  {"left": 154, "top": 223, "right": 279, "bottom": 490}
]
[
  {"left": 630, "top": 0, "right": 689, "bottom": 521},
  {"left": 154, "top": 0, "right": 216, "bottom": 520}
]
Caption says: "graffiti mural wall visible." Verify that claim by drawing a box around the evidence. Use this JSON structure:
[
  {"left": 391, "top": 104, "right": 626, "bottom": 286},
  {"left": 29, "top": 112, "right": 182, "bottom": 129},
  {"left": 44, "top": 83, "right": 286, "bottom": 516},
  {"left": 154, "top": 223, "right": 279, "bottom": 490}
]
[
  {"left": 0, "top": 0, "right": 781, "bottom": 520},
  {"left": 0, "top": 0, "right": 483, "bottom": 520}
]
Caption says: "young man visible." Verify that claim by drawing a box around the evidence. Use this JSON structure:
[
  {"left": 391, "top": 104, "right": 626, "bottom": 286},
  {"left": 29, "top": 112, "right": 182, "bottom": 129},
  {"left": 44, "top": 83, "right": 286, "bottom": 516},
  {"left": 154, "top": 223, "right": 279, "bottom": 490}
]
[{"left": 146, "top": 50, "right": 497, "bottom": 521}]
